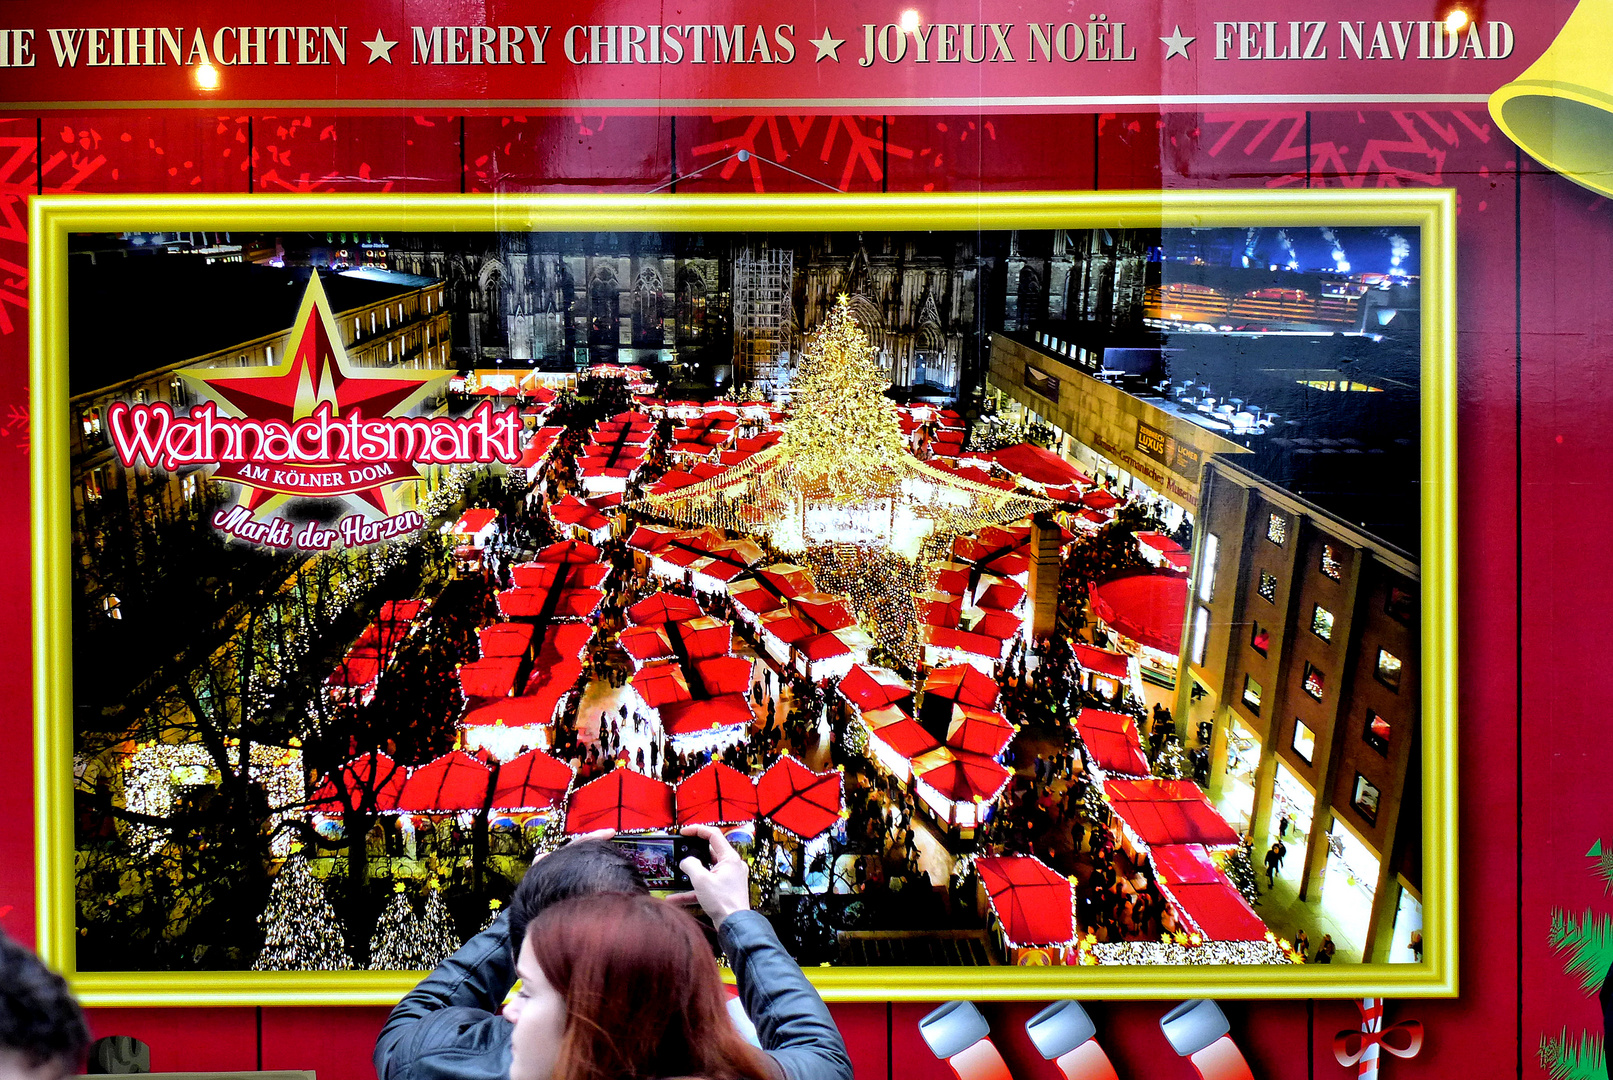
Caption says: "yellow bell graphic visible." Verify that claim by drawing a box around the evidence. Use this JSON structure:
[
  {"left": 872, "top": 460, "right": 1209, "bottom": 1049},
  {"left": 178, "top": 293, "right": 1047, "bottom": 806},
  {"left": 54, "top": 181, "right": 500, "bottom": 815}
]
[{"left": 1490, "top": 0, "right": 1613, "bottom": 197}]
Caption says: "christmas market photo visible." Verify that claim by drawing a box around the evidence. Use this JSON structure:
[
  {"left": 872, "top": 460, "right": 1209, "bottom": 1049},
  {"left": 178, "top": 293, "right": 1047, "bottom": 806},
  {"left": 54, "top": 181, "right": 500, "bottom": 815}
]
[{"left": 63, "top": 221, "right": 1424, "bottom": 978}]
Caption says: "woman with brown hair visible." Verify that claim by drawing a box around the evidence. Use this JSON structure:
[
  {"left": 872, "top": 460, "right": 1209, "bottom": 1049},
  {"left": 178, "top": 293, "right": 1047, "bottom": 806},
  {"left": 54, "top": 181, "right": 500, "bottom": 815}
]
[{"left": 504, "top": 825, "right": 851, "bottom": 1080}]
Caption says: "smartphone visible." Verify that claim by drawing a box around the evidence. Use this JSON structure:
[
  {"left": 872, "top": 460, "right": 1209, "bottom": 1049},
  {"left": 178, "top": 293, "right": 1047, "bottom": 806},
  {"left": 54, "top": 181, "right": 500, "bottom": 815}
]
[{"left": 610, "top": 834, "right": 711, "bottom": 890}]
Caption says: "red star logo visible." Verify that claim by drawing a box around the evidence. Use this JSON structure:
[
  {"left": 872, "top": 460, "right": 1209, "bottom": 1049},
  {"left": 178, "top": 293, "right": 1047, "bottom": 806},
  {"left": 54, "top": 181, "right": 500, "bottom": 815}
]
[{"left": 186, "top": 271, "right": 449, "bottom": 514}]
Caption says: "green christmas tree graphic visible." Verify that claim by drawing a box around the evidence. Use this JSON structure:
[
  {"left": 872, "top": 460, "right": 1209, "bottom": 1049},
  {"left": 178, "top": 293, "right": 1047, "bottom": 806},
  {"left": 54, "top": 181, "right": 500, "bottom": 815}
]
[{"left": 1539, "top": 841, "right": 1613, "bottom": 1079}]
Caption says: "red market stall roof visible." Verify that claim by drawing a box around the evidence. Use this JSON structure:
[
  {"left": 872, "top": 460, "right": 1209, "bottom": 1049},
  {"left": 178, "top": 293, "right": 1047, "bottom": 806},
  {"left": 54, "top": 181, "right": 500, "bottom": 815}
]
[
  {"left": 732, "top": 586, "right": 786, "bottom": 619},
  {"left": 676, "top": 762, "right": 760, "bottom": 826},
  {"left": 869, "top": 717, "right": 942, "bottom": 760},
  {"left": 464, "top": 624, "right": 593, "bottom": 732},
  {"left": 975, "top": 855, "right": 1076, "bottom": 948},
  {"left": 976, "top": 582, "right": 1027, "bottom": 612},
  {"left": 792, "top": 595, "right": 857, "bottom": 632},
  {"left": 1082, "top": 489, "right": 1122, "bottom": 511},
  {"left": 497, "top": 583, "right": 605, "bottom": 621},
  {"left": 661, "top": 693, "right": 755, "bottom": 738},
  {"left": 947, "top": 705, "right": 1016, "bottom": 758},
  {"left": 491, "top": 749, "right": 574, "bottom": 812},
  {"left": 511, "top": 562, "right": 609, "bottom": 591},
  {"left": 1150, "top": 844, "right": 1269, "bottom": 942},
  {"left": 911, "top": 747, "right": 1013, "bottom": 804},
  {"left": 633, "top": 662, "right": 693, "bottom": 709},
  {"left": 565, "top": 768, "right": 676, "bottom": 833},
  {"left": 1087, "top": 574, "right": 1189, "bottom": 654},
  {"left": 990, "top": 443, "right": 1093, "bottom": 488},
  {"left": 672, "top": 615, "right": 733, "bottom": 660},
  {"left": 477, "top": 622, "right": 535, "bottom": 664},
  {"left": 461, "top": 692, "right": 566, "bottom": 732},
  {"left": 310, "top": 752, "right": 407, "bottom": 813},
  {"left": 1134, "top": 531, "right": 1186, "bottom": 555},
  {"left": 629, "top": 592, "right": 705, "bottom": 626},
  {"left": 760, "top": 612, "right": 814, "bottom": 647},
  {"left": 1103, "top": 779, "right": 1241, "bottom": 849},
  {"left": 1075, "top": 709, "right": 1151, "bottom": 778},
  {"left": 325, "top": 652, "right": 381, "bottom": 689},
  {"left": 619, "top": 625, "right": 676, "bottom": 664},
  {"left": 550, "top": 495, "right": 610, "bottom": 533},
  {"left": 459, "top": 656, "right": 523, "bottom": 700},
  {"left": 800, "top": 633, "right": 852, "bottom": 662},
  {"left": 455, "top": 508, "right": 498, "bottom": 535},
  {"left": 839, "top": 665, "right": 914, "bottom": 713},
  {"left": 694, "top": 656, "right": 754, "bottom": 697},
  {"left": 756, "top": 756, "right": 844, "bottom": 840},
  {"left": 1073, "top": 644, "right": 1131, "bottom": 681},
  {"left": 755, "top": 565, "right": 815, "bottom": 598},
  {"left": 379, "top": 599, "right": 427, "bottom": 624},
  {"left": 396, "top": 751, "right": 493, "bottom": 813},
  {"left": 534, "top": 540, "right": 601, "bottom": 565},
  {"left": 924, "top": 664, "right": 1001, "bottom": 710},
  {"left": 861, "top": 704, "right": 910, "bottom": 732}
]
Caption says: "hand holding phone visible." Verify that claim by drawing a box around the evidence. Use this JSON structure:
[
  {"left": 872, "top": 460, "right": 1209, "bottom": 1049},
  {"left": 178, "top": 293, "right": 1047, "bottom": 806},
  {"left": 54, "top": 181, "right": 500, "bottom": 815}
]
[{"left": 670, "top": 824, "right": 750, "bottom": 929}]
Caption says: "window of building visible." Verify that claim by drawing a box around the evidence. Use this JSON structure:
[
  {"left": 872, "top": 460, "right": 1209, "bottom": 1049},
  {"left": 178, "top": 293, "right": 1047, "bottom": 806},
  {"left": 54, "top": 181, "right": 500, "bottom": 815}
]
[
  {"left": 169, "top": 376, "right": 190, "bottom": 407},
  {"left": 1250, "top": 622, "right": 1269, "bottom": 656},
  {"left": 132, "top": 388, "right": 147, "bottom": 405},
  {"left": 1266, "top": 512, "right": 1288, "bottom": 546},
  {"left": 80, "top": 408, "right": 101, "bottom": 437},
  {"left": 1292, "top": 720, "right": 1316, "bottom": 764},
  {"left": 1191, "top": 606, "right": 1210, "bottom": 666},
  {"left": 1258, "top": 570, "right": 1278, "bottom": 603},
  {"left": 1242, "top": 674, "right": 1263, "bottom": 713},
  {"left": 1352, "top": 774, "right": 1382, "bottom": 826},
  {"left": 1376, "top": 649, "right": 1403, "bottom": 692},
  {"left": 1197, "top": 533, "right": 1219, "bottom": 602},
  {"left": 101, "top": 593, "right": 121, "bottom": 621},
  {"left": 265, "top": 345, "right": 274, "bottom": 364},
  {"left": 1311, "top": 604, "right": 1335, "bottom": 642},
  {"left": 1302, "top": 662, "right": 1325, "bottom": 700},
  {"left": 370, "top": 311, "right": 377, "bottom": 333},
  {"left": 1386, "top": 586, "right": 1414, "bottom": 625},
  {"left": 1321, "top": 544, "right": 1344, "bottom": 580},
  {"left": 1364, "top": 710, "right": 1390, "bottom": 755},
  {"left": 182, "top": 473, "right": 199, "bottom": 501}
]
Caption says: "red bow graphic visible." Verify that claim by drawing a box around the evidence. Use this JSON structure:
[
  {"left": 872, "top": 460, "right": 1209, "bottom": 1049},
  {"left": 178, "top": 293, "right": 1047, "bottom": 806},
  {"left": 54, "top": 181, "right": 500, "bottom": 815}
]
[
  {"left": 1334, "top": 999, "right": 1423, "bottom": 1076},
  {"left": 1333, "top": 1020, "right": 1423, "bottom": 1065}
]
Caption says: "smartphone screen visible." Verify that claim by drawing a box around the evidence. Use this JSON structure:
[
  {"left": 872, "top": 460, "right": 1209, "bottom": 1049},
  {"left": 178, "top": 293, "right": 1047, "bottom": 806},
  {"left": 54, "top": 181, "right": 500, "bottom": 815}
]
[{"left": 611, "top": 834, "right": 710, "bottom": 890}]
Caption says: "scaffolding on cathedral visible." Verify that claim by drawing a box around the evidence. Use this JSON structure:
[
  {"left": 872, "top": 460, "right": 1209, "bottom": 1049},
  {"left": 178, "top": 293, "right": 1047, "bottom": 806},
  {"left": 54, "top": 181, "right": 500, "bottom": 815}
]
[
  {"left": 632, "top": 295, "right": 1051, "bottom": 666},
  {"left": 732, "top": 246, "right": 794, "bottom": 390}
]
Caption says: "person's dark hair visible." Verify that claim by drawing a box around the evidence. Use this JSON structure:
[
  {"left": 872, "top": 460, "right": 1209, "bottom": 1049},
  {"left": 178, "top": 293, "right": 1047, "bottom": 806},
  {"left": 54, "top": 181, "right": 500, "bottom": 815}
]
[
  {"left": 527, "top": 892, "right": 772, "bottom": 1080},
  {"left": 0, "top": 932, "right": 90, "bottom": 1069},
  {"left": 506, "top": 839, "right": 645, "bottom": 957}
]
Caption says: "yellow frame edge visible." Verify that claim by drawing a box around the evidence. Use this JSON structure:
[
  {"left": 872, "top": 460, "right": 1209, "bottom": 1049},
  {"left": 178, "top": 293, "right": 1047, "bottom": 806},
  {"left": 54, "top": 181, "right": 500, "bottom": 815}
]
[{"left": 29, "top": 190, "right": 1458, "bottom": 1006}]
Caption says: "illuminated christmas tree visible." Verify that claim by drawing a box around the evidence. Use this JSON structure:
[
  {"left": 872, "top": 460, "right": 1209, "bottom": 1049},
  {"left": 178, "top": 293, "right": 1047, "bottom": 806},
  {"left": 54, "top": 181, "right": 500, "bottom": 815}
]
[
  {"left": 251, "top": 854, "right": 353, "bottom": 971},
  {"left": 777, "top": 294, "right": 907, "bottom": 499},
  {"left": 1150, "top": 737, "right": 1190, "bottom": 780},
  {"left": 368, "top": 881, "right": 462, "bottom": 970}
]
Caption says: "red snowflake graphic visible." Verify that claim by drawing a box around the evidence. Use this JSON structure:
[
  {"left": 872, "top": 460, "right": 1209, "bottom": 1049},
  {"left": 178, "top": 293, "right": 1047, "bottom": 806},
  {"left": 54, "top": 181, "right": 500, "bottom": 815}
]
[{"left": 688, "top": 114, "right": 913, "bottom": 192}]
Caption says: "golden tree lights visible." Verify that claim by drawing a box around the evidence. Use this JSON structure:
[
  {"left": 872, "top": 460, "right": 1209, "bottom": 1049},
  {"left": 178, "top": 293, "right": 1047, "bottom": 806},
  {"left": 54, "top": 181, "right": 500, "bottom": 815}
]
[
  {"left": 629, "top": 299, "right": 1054, "bottom": 674},
  {"left": 777, "top": 294, "right": 908, "bottom": 500}
]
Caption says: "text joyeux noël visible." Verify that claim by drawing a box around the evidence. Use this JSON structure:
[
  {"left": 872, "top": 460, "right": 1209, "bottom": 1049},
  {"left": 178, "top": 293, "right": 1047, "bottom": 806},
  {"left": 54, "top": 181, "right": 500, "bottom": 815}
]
[{"left": 0, "top": 19, "right": 1517, "bottom": 69}]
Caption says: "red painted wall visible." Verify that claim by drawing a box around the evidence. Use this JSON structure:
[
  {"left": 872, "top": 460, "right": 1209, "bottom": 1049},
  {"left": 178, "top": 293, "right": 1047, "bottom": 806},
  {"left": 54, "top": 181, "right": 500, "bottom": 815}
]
[{"left": 0, "top": 103, "right": 1575, "bottom": 1077}]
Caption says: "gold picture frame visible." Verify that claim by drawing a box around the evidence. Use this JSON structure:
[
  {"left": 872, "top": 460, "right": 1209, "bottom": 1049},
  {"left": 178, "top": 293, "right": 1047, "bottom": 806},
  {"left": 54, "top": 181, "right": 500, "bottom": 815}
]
[{"left": 31, "top": 190, "right": 1457, "bottom": 1004}]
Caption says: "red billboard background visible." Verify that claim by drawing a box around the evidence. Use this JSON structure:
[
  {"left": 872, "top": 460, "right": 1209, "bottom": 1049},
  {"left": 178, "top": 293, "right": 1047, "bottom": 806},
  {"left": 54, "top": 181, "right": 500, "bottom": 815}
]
[{"left": 0, "top": 1, "right": 1603, "bottom": 1076}]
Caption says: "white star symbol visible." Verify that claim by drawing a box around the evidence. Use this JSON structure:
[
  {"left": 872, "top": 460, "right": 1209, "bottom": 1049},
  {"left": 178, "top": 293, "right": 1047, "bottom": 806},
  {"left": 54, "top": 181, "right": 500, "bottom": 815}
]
[
  {"left": 1160, "top": 25, "right": 1195, "bottom": 60},
  {"left": 809, "top": 28, "right": 845, "bottom": 62},
  {"left": 362, "top": 31, "right": 398, "bottom": 64}
]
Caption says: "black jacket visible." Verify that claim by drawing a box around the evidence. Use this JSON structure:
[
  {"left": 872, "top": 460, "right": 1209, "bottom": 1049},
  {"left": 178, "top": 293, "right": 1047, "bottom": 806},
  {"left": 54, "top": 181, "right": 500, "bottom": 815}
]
[{"left": 373, "top": 910, "right": 853, "bottom": 1080}]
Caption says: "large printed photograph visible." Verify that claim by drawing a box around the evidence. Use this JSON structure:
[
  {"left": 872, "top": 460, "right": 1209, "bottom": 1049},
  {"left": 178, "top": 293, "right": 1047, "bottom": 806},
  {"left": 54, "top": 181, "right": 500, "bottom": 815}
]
[{"left": 46, "top": 196, "right": 1443, "bottom": 997}]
